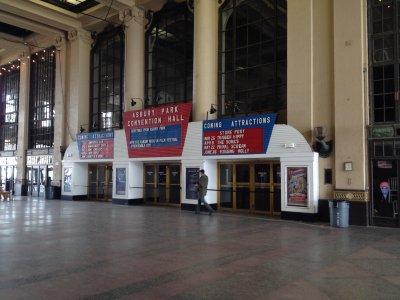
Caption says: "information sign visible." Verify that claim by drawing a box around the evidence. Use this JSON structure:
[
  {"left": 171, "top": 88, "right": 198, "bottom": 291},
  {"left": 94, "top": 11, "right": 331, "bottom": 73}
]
[
  {"left": 77, "top": 131, "right": 114, "bottom": 159},
  {"left": 202, "top": 114, "right": 276, "bottom": 155}
]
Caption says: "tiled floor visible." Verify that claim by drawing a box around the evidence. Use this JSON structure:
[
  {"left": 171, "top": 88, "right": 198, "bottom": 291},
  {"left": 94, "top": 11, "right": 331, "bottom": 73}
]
[{"left": 1, "top": 197, "right": 400, "bottom": 299}]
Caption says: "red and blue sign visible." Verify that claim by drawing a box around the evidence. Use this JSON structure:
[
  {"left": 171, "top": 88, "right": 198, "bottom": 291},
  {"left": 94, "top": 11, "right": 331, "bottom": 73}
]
[
  {"left": 202, "top": 114, "right": 276, "bottom": 155},
  {"left": 77, "top": 130, "right": 114, "bottom": 159},
  {"left": 123, "top": 102, "right": 192, "bottom": 158}
]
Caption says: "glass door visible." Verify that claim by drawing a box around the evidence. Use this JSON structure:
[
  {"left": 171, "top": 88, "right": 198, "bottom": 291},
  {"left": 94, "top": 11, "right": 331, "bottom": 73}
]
[
  {"left": 88, "top": 164, "right": 113, "bottom": 201},
  {"left": 169, "top": 165, "right": 181, "bottom": 205},
  {"left": 218, "top": 161, "right": 281, "bottom": 215},
  {"left": 144, "top": 164, "right": 181, "bottom": 206},
  {"left": 145, "top": 165, "right": 156, "bottom": 203}
]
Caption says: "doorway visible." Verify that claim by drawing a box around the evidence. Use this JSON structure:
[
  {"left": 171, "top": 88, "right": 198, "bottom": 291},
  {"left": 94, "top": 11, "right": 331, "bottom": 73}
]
[
  {"left": 88, "top": 164, "right": 113, "bottom": 201},
  {"left": 144, "top": 164, "right": 181, "bottom": 206},
  {"left": 0, "top": 166, "right": 16, "bottom": 194},
  {"left": 26, "top": 165, "right": 53, "bottom": 197},
  {"left": 371, "top": 160, "right": 400, "bottom": 227},
  {"left": 218, "top": 162, "right": 281, "bottom": 215}
]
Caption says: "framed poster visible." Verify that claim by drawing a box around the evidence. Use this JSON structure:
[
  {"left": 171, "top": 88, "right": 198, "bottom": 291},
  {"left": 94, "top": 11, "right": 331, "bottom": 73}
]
[
  {"left": 287, "top": 167, "right": 308, "bottom": 207},
  {"left": 116, "top": 168, "right": 126, "bottom": 195},
  {"left": 64, "top": 167, "right": 72, "bottom": 192},
  {"left": 186, "top": 168, "right": 199, "bottom": 200}
]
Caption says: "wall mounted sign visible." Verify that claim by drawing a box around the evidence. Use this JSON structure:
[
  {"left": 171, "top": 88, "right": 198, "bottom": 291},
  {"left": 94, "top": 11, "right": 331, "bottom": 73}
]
[
  {"left": 77, "top": 130, "right": 114, "bottom": 159},
  {"left": 123, "top": 102, "right": 192, "bottom": 158},
  {"left": 27, "top": 155, "right": 53, "bottom": 165},
  {"left": 287, "top": 167, "right": 308, "bottom": 207},
  {"left": 202, "top": 114, "right": 276, "bottom": 155}
]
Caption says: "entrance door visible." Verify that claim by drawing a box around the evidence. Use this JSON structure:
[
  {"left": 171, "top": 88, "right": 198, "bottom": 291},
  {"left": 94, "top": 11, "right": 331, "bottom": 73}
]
[
  {"left": 26, "top": 166, "right": 49, "bottom": 197},
  {"left": 0, "top": 165, "right": 16, "bottom": 193},
  {"left": 88, "top": 165, "right": 113, "bottom": 201},
  {"left": 219, "top": 162, "right": 281, "bottom": 215},
  {"left": 144, "top": 164, "right": 181, "bottom": 206},
  {"left": 371, "top": 160, "right": 400, "bottom": 227}
]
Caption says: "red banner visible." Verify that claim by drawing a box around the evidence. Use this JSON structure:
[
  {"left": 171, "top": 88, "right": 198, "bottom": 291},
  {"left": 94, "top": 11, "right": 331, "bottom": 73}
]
[{"left": 123, "top": 102, "right": 192, "bottom": 158}]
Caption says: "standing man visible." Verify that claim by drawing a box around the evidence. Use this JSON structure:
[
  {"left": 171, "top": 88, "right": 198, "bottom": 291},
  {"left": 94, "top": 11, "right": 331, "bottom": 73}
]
[{"left": 196, "top": 169, "right": 214, "bottom": 215}]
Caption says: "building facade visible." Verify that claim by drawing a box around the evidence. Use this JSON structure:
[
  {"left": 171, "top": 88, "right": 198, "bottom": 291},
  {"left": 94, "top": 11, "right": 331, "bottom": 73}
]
[{"left": 0, "top": 0, "right": 393, "bottom": 226}]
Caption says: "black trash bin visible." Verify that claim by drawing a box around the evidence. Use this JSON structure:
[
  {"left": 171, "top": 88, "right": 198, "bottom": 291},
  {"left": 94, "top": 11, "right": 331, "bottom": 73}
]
[
  {"left": 329, "top": 200, "right": 349, "bottom": 228},
  {"left": 45, "top": 186, "right": 61, "bottom": 200}
]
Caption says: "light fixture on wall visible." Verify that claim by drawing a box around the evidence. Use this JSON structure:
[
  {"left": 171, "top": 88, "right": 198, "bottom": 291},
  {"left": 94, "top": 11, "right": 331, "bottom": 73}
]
[
  {"left": 79, "top": 121, "right": 98, "bottom": 133},
  {"left": 233, "top": 103, "right": 240, "bottom": 113},
  {"left": 209, "top": 104, "right": 217, "bottom": 114},
  {"left": 130, "top": 97, "right": 143, "bottom": 107},
  {"left": 313, "top": 126, "right": 333, "bottom": 158}
]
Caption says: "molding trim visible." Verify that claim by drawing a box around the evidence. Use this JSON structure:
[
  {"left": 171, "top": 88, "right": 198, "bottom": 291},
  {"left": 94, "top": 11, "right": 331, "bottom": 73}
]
[{"left": 333, "top": 190, "right": 369, "bottom": 202}]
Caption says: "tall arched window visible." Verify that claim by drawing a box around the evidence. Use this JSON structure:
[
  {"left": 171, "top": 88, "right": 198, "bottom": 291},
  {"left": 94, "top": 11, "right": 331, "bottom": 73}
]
[
  {"left": 29, "top": 47, "right": 56, "bottom": 149},
  {"left": 90, "top": 26, "right": 124, "bottom": 131},
  {"left": 219, "top": 0, "right": 287, "bottom": 121},
  {"left": 0, "top": 61, "right": 19, "bottom": 151},
  {"left": 145, "top": 2, "right": 194, "bottom": 106}
]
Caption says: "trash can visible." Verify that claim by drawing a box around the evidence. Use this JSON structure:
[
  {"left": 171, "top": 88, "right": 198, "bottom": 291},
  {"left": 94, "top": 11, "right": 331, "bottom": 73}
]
[{"left": 329, "top": 200, "right": 349, "bottom": 228}]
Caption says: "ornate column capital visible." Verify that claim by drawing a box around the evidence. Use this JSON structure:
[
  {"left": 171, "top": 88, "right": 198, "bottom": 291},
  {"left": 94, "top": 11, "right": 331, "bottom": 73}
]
[
  {"left": 54, "top": 35, "right": 66, "bottom": 51},
  {"left": 120, "top": 6, "right": 146, "bottom": 26},
  {"left": 67, "top": 29, "right": 92, "bottom": 45}
]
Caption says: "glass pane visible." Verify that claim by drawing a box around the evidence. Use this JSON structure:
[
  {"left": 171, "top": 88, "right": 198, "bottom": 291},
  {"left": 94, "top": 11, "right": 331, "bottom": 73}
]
[
  {"left": 220, "top": 164, "right": 233, "bottom": 208},
  {"left": 255, "top": 164, "right": 270, "bottom": 184}
]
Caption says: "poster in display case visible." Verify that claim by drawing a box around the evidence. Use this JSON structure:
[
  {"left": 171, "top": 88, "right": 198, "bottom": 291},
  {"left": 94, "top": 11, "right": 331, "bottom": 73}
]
[
  {"left": 116, "top": 168, "right": 126, "bottom": 195},
  {"left": 287, "top": 167, "right": 308, "bottom": 207}
]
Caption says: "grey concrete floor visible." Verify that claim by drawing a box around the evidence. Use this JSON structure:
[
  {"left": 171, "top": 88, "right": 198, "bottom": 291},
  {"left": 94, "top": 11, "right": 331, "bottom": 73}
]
[{"left": 1, "top": 197, "right": 400, "bottom": 300}]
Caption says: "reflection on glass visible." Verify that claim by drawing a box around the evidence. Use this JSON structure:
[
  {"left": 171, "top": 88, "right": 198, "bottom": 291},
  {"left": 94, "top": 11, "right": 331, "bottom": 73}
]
[{"left": 220, "top": 164, "right": 233, "bottom": 208}]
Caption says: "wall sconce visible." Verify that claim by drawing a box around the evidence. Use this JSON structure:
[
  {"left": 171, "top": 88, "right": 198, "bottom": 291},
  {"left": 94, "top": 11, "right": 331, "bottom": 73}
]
[
  {"left": 79, "top": 121, "right": 97, "bottom": 133},
  {"left": 209, "top": 104, "right": 217, "bottom": 114},
  {"left": 130, "top": 97, "right": 143, "bottom": 107},
  {"left": 313, "top": 126, "right": 333, "bottom": 158}
]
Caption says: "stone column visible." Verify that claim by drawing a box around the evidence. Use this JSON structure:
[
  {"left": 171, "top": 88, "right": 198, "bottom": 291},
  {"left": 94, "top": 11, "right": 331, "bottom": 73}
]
[
  {"left": 66, "top": 29, "right": 92, "bottom": 141},
  {"left": 15, "top": 56, "right": 30, "bottom": 196},
  {"left": 52, "top": 35, "right": 68, "bottom": 190},
  {"left": 333, "top": 0, "right": 368, "bottom": 199},
  {"left": 193, "top": 0, "right": 219, "bottom": 121},
  {"left": 122, "top": 7, "right": 145, "bottom": 111}
]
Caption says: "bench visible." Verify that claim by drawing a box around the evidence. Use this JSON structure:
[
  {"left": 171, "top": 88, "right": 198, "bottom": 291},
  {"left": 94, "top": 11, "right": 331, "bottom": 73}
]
[{"left": 0, "top": 187, "right": 12, "bottom": 201}]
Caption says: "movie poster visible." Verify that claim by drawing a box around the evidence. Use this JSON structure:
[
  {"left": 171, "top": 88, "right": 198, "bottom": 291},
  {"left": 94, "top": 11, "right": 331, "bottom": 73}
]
[
  {"left": 116, "top": 168, "right": 126, "bottom": 195},
  {"left": 64, "top": 167, "right": 72, "bottom": 192},
  {"left": 186, "top": 168, "right": 199, "bottom": 200},
  {"left": 287, "top": 167, "right": 308, "bottom": 207}
]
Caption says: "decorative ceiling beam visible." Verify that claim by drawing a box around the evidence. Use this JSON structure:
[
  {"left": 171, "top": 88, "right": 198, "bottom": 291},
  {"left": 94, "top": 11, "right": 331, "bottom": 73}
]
[
  {"left": 0, "top": 0, "right": 82, "bottom": 31},
  {"left": 96, "top": 0, "right": 135, "bottom": 11},
  {"left": 0, "top": 11, "right": 65, "bottom": 37}
]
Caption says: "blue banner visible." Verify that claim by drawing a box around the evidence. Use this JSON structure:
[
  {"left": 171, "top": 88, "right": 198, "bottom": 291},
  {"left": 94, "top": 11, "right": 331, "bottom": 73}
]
[{"left": 130, "top": 124, "right": 182, "bottom": 148}]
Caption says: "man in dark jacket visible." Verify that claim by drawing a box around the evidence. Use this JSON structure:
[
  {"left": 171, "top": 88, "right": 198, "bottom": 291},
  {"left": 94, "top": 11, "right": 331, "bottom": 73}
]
[{"left": 196, "top": 169, "right": 214, "bottom": 215}]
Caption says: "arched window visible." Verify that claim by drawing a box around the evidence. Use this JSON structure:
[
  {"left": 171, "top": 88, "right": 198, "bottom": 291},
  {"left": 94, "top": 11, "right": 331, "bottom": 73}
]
[
  {"left": 219, "top": 0, "right": 287, "bottom": 121},
  {"left": 145, "top": 2, "right": 194, "bottom": 106},
  {"left": 0, "top": 61, "right": 19, "bottom": 151},
  {"left": 29, "top": 47, "right": 56, "bottom": 149},
  {"left": 90, "top": 26, "right": 124, "bottom": 131}
]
